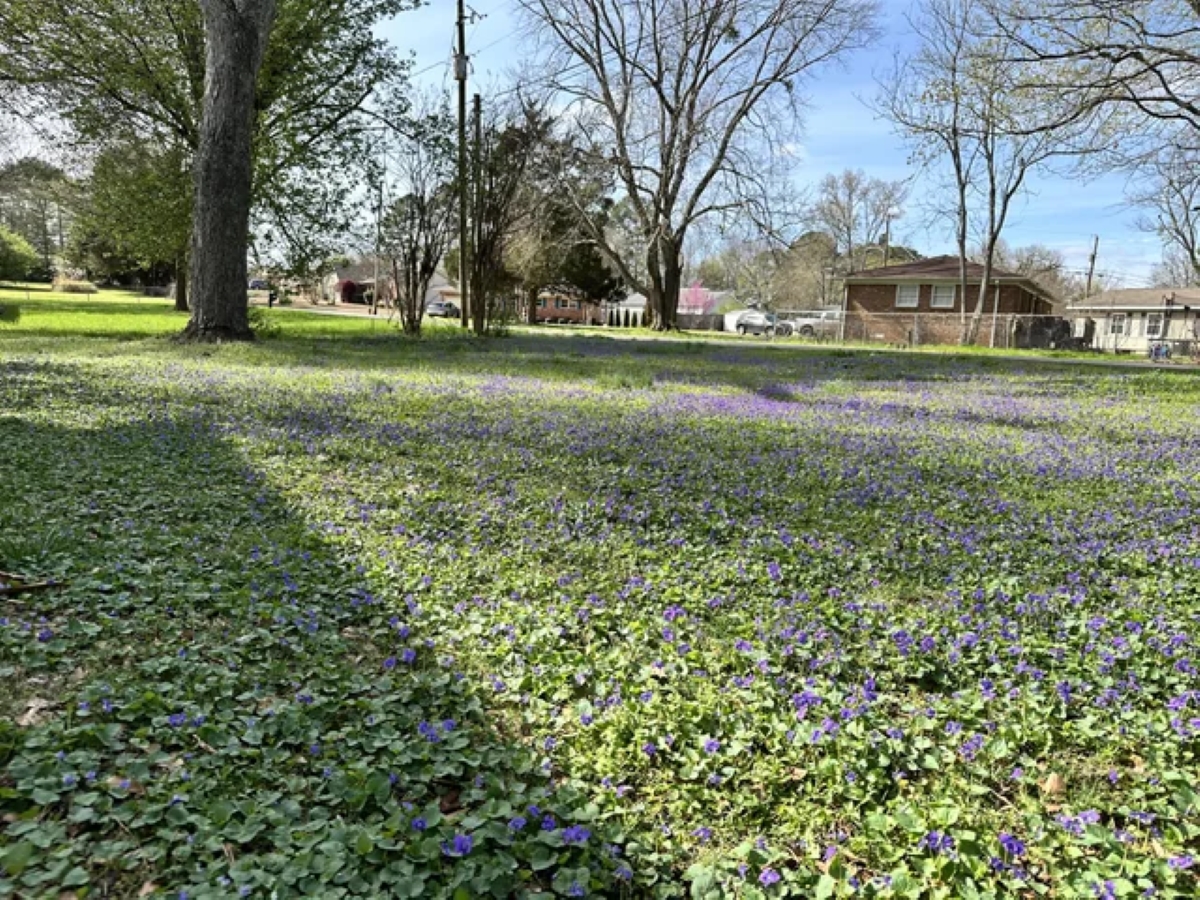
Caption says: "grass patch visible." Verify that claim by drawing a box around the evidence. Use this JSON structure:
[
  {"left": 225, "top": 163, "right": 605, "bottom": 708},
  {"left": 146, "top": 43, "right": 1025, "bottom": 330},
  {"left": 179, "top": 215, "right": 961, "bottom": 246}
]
[{"left": 0, "top": 296, "right": 1198, "bottom": 898}]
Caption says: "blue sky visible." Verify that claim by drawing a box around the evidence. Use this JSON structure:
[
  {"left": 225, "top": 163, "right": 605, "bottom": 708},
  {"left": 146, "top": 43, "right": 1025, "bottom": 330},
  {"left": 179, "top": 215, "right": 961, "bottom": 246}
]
[{"left": 379, "top": 1, "right": 1162, "bottom": 288}]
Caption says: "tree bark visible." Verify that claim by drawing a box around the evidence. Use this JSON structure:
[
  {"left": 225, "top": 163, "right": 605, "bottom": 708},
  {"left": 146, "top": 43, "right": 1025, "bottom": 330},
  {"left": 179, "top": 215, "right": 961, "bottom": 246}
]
[
  {"left": 646, "top": 237, "right": 682, "bottom": 331},
  {"left": 182, "top": 0, "right": 276, "bottom": 342}
]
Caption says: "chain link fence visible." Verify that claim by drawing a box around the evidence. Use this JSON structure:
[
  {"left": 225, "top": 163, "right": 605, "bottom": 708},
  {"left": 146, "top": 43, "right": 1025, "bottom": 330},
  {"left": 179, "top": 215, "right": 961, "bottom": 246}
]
[{"left": 842, "top": 312, "right": 1080, "bottom": 349}]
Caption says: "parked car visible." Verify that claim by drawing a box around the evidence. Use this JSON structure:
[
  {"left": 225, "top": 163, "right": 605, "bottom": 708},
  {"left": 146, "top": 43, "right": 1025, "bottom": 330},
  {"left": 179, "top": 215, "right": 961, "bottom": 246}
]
[
  {"left": 735, "top": 311, "right": 792, "bottom": 336},
  {"left": 786, "top": 309, "right": 842, "bottom": 338},
  {"left": 248, "top": 278, "right": 270, "bottom": 291},
  {"left": 426, "top": 300, "right": 460, "bottom": 318}
]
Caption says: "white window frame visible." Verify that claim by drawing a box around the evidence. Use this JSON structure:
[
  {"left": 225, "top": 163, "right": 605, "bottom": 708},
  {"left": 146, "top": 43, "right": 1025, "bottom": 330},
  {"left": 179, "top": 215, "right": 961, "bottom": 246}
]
[
  {"left": 1146, "top": 312, "right": 1164, "bottom": 338},
  {"left": 555, "top": 298, "right": 567, "bottom": 309},
  {"left": 895, "top": 284, "right": 920, "bottom": 309},
  {"left": 570, "top": 299, "right": 580, "bottom": 310},
  {"left": 930, "top": 284, "right": 956, "bottom": 309},
  {"left": 537, "top": 298, "right": 547, "bottom": 308},
  {"left": 1109, "top": 313, "right": 1126, "bottom": 336}
]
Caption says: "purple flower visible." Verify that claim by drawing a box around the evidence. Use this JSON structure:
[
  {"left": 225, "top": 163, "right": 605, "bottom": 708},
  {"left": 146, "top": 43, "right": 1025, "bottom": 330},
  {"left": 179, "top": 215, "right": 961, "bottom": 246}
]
[
  {"left": 168, "top": 712, "right": 187, "bottom": 728},
  {"left": 920, "top": 831, "right": 955, "bottom": 855},
  {"left": 541, "top": 815, "right": 557, "bottom": 831},
  {"left": 642, "top": 742, "right": 656, "bottom": 757},
  {"left": 703, "top": 738, "right": 720, "bottom": 754},
  {"left": 692, "top": 827, "right": 712, "bottom": 843},
  {"left": 507, "top": 816, "right": 527, "bottom": 831},
  {"left": 562, "top": 825, "right": 591, "bottom": 845},
  {"left": 1168, "top": 855, "right": 1194, "bottom": 870},
  {"left": 382, "top": 656, "right": 397, "bottom": 670},
  {"left": 443, "top": 833, "right": 473, "bottom": 856},
  {"left": 999, "top": 833, "right": 1026, "bottom": 857},
  {"left": 411, "top": 817, "right": 427, "bottom": 831},
  {"left": 759, "top": 867, "right": 781, "bottom": 886},
  {"left": 567, "top": 883, "right": 585, "bottom": 898},
  {"left": 400, "top": 648, "right": 417, "bottom": 664}
]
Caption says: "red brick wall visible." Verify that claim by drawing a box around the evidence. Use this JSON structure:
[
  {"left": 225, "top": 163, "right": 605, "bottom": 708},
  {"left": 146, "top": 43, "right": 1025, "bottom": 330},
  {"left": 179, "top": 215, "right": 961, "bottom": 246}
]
[
  {"left": 844, "top": 282, "right": 1053, "bottom": 346},
  {"left": 847, "top": 282, "right": 1045, "bottom": 315}
]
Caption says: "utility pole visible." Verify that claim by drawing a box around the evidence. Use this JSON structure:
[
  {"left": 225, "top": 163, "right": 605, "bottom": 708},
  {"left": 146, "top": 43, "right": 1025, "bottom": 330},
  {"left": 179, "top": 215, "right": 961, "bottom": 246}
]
[
  {"left": 371, "top": 134, "right": 384, "bottom": 317},
  {"left": 471, "top": 92, "right": 483, "bottom": 334},
  {"left": 456, "top": 0, "right": 470, "bottom": 329},
  {"left": 1084, "top": 235, "right": 1100, "bottom": 301}
]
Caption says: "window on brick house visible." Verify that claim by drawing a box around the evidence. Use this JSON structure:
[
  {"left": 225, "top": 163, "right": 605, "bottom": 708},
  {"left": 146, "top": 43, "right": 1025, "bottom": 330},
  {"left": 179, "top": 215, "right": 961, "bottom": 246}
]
[
  {"left": 931, "top": 285, "right": 956, "bottom": 309},
  {"left": 537, "top": 298, "right": 547, "bottom": 308},
  {"left": 555, "top": 298, "right": 566, "bottom": 309},
  {"left": 895, "top": 284, "right": 919, "bottom": 308}
]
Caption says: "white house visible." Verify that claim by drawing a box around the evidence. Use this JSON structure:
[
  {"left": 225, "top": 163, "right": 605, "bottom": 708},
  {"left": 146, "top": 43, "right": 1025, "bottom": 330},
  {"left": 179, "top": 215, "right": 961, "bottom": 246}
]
[{"left": 1070, "top": 288, "right": 1200, "bottom": 354}]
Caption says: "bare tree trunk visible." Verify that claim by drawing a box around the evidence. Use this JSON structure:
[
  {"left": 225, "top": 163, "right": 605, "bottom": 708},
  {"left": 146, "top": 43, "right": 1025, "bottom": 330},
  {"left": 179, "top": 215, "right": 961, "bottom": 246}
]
[
  {"left": 174, "top": 256, "right": 189, "bottom": 312},
  {"left": 525, "top": 286, "right": 538, "bottom": 324},
  {"left": 647, "top": 238, "right": 682, "bottom": 331},
  {"left": 182, "top": 0, "right": 276, "bottom": 342}
]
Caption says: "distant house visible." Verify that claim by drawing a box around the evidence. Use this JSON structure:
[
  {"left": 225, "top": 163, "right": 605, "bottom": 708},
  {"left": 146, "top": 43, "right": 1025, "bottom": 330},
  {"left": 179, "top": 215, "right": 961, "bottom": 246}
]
[
  {"left": 424, "top": 270, "right": 460, "bottom": 309},
  {"left": 534, "top": 290, "right": 605, "bottom": 325},
  {"left": 842, "top": 256, "right": 1058, "bottom": 345},
  {"left": 1069, "top": 288, "right": 1200, "bottom": 354}
]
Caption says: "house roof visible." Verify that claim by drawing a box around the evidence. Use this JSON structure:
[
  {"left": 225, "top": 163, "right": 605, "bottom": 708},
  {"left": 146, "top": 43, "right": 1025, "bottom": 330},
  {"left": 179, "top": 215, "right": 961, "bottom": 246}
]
[
  {"left": 1070, "top": 287, "right": 1200, "bottom": 313},
  {"left": 843, "top": 255, "right": 1056, "bottom": 302}
]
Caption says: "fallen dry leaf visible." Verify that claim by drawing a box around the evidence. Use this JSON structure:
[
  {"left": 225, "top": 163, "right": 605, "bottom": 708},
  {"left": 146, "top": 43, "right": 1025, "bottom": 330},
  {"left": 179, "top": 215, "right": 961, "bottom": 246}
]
[
  {"left": 1040, "top": 772, "right": 1066, "bottom": 796},
  {"left": 17, "top": 697, "right": 56, "bottom": 727},
  {"left": 138, "top": 882, "right": 158, "bottom": 897}
]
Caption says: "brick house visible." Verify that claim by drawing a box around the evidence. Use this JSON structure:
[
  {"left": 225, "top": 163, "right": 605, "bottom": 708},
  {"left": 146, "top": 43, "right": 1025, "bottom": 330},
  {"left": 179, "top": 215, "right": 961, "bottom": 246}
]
[
  {"left": 842, "top": 256, "right": 1058, "bottom": 345},
  {"left": 534, "top": 291, "right": 604, "bottom": 325}
]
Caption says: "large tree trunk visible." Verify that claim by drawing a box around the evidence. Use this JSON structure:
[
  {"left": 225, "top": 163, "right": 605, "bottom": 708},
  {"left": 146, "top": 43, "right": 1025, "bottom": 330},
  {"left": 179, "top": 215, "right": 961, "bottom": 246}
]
[
  {"left": 647, "top": 238, "right": 682, "bottom": 331},
  {"left": 182, "top": 0, "right": 276, "bottom": 342}
]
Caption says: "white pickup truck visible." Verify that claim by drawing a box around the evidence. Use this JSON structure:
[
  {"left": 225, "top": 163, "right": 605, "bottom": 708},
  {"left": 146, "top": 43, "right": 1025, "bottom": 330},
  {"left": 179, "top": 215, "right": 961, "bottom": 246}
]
[{"left": 785, "top": 309, "right": 842, "bottom": 338}]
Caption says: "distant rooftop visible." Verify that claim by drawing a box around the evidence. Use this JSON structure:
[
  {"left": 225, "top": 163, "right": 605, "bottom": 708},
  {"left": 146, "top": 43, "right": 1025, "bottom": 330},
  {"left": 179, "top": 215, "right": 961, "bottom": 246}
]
[
  {"left": 844, "top": 255, "right": 1029, "bottom": 283},
  {"left": 1071, "top": 287, "right": 1200, "bottom": 312}
]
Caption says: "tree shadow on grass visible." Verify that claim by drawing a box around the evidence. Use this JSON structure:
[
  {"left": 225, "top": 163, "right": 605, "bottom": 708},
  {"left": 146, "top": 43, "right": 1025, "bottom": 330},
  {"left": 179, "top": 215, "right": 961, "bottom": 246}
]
[{"left": 0, "top": 367, "right": 638, "bottom": 898}]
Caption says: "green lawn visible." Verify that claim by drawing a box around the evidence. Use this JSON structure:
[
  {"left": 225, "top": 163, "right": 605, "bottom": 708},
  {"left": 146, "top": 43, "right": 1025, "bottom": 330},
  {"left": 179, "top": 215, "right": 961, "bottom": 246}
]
[{"left": 1, "top": 295, "right": 1199, "bottom": 899}]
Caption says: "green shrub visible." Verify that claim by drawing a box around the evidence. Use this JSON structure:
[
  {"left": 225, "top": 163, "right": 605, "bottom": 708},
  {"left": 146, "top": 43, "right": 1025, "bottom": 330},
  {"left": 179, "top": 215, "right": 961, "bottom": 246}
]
[
  {"left": 52, "top": 279, "right": 99, "bottom": 295},
  {"left": 247, "top": 306, "right": 281, "bottom": 338},
  {"left": 0, "top": 226, "right": 37, "bottom": 282},
  {"left": 0, "top": 303, "right": 19, "bottom": 325}
]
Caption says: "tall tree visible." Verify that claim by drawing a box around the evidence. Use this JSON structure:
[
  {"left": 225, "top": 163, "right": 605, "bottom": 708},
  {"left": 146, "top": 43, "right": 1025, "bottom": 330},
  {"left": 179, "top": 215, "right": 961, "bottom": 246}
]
[
  {"left": 810, "top": 170, "right": 908, "bottom": 273},
  {"left": 878, "top": 0, "right": 1082, "bottom": 343},
  {"left": 519, "top": 0, "right": 879, "bottom": 330},
  {"left": 183, "top": 0, "right": 276, "bottom": 340},
  {"left": 1129, "top": 147, "right": 1200, "bottom": 284},
  {"left": 987, "top": 0, "right": 1200, "bottom": 144},
  {"left": 0, "top": 158, "right": 75, "bottom": 280},
  {"left": 0, "top": 0, "right": 417, "bottom": 337},
  {"left": 380, "top": 100, "right": 457, "bottom": 336},
  {"left": 70, "top": 141, "right": 192, "bottom": 307},
  {"left": 468, "top": 102, "right": 556, "bottom": 334}
]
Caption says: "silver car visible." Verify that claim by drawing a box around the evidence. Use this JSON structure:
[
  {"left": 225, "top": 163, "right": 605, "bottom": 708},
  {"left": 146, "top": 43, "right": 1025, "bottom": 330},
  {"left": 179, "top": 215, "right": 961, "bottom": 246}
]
[{"left": 736, "top": 311, "right": 792, "bottom": 336}]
